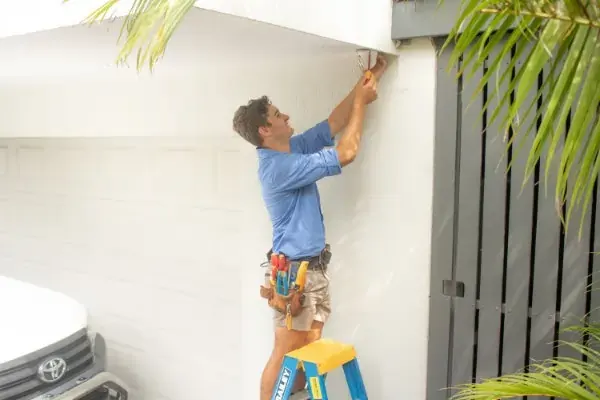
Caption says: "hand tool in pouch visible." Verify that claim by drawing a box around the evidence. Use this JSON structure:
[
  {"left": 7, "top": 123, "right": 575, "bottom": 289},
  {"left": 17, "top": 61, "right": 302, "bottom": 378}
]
[{"left": 260, "top": 253, "right": 308, "bottom": 330}]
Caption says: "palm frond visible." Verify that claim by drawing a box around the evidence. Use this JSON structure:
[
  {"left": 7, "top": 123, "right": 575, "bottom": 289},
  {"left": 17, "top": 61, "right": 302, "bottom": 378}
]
[
  {"left": 450, "top": 341, "right": 600, "bottom": 399},
  {"left": 450, "top": 356, "right": 600, "bottom": 399},
  {"left": 441, "top": 0, "right": 600, "bottom": 237},
  {"left": 63, "top": 0, "right": 196, "bottom": 71},
  {"left": 450, "top": 318, "right": 600, "bottom": 399}
]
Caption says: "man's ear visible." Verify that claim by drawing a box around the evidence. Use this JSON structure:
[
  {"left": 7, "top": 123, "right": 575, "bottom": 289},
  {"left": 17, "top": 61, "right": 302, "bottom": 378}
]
[{"left": 258, "top": 125, "right": 269, "bottom": 138}]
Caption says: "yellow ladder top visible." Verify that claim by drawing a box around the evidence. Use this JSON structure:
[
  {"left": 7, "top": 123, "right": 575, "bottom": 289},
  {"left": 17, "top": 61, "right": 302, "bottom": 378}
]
[{"left": 286, "top": 338, "right": 357, "bottom": 375}]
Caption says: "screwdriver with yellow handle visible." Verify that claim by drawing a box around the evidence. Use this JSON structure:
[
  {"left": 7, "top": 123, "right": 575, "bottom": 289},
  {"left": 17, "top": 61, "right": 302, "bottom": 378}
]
[{"left": 294, "top": 261, "right": 309, "bottom": 291}]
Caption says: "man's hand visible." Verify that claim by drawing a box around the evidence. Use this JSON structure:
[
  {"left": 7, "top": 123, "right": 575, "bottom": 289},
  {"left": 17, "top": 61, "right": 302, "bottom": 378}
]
[
  {"left": 355, "top": 73, "right": 378, "bottom": 105},
  {"left": 369, "top": 54, "right": 388, "bottom": 80},
  {"left": 351, "top": 54, "right": 387, "bottom": 104},
  {"left": 327, "top": 54, "right": 386, "bottom": 135}
]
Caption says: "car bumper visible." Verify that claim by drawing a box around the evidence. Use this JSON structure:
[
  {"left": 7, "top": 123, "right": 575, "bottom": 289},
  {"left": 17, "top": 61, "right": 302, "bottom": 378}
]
[
  {"left": 32, "top": 333, "right": 130, "bottom": 400},
  {"left": 50, "top": 372, "right": 130, "bottom": 400}
]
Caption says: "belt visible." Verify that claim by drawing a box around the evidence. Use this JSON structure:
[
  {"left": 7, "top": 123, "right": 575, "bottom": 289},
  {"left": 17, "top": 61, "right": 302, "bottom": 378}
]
[
  {"left": 266, "top": 244, "right": 332, "bottom": 271},
  {"left": 290, "top": 256, "right": 325, "bottom": 270}
]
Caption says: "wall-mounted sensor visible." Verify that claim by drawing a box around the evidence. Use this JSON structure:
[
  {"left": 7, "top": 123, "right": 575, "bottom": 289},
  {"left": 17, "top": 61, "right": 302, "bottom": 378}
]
[{"left": 356, "top": 49, "right": 378, "bottom": 72}]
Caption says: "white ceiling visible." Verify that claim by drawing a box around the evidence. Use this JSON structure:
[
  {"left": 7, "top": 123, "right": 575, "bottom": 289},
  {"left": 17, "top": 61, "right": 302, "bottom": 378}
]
[{"left": 0, "top": 7, "right": 360, "bottom": 78}]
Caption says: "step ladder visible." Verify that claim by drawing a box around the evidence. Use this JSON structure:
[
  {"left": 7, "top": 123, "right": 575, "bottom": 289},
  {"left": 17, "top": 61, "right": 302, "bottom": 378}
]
[{"left": 271, "top": 338, "right": 368, "bottom": 400}]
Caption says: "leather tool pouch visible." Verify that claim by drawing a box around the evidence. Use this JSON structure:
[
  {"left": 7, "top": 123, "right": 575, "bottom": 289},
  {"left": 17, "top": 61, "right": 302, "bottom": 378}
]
[
  {"left": 260, "top": 245, "right": 332, "bottom": 318},
  {"left": 259, "top": 283, "right": 305, "bottom": 317},
  {"left": 260, "top": 259, "right": 306, "bottom": 317}
]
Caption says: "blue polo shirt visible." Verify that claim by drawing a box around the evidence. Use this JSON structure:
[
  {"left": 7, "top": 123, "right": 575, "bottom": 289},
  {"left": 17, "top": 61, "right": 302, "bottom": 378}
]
[{"left": 258, "top": 120, "right": 342, "bottom": 259}]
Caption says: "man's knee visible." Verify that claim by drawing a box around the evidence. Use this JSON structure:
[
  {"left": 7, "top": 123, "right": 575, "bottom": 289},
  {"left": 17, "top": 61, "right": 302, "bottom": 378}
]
[
  {"left": 272, "top": 314, "right": 325, "bottom": 358},
  {"left": 273, "top": 327, "right": 308, "bottom": 357}
]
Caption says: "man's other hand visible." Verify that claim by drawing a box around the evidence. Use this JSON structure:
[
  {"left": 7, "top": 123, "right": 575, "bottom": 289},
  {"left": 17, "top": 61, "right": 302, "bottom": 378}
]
[
  {"left": 370, "top": 54, "right": 388, "bottom": 80},
  {"left": 356, "top": 74, "right": 378, "bottom": 105},
  {"left": 352, "top": 53, "right": 388, "bottom": 98}
]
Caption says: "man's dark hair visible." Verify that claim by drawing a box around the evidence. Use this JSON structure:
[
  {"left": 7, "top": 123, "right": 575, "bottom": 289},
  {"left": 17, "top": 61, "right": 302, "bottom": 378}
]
[{"left": 232, "top": 96, "right": 271, "bottom": 147}]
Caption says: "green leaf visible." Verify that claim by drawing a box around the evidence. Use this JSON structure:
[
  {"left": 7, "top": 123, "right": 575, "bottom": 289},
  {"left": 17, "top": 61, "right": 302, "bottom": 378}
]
[
  {"left": 470, "top": 16, "right": 541, "bottom": 105},
  {"left": 511, "top": 19, "right": 571, "bottom": 129},
  {"left": 444, "top": 0, "right": 600, "bottom": 234},
  {"left": 562, "top": 33, "right": 600, "bottom": 231},
  {"left": 64, "top": 0, "right": 196, "bottom": 71},
  {"left": 534, "top": 25, "right": 592, "bottom": 196}
]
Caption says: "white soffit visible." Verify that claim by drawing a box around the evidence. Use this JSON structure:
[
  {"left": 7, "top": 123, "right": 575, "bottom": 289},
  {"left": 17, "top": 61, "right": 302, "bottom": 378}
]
[
  {"left": 0, "top": 7, "right": 360, "bottom": 78},
  {"left": 0, "top": 0, "right": 134, "bottom": 39},
  {"left": 192, "top": 0, "right": 399, "bottom": 55}
]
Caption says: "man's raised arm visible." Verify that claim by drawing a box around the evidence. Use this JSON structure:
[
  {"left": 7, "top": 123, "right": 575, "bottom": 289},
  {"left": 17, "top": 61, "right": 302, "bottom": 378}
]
[
  {"left": 335, "top": 74, "right": 378, "bottom": 167},
  {"left": 270, "top": 75, "right": 377, "bottom": 192},
  {"left": 328, "top": 55, "right": 388, "bottom": 136}
]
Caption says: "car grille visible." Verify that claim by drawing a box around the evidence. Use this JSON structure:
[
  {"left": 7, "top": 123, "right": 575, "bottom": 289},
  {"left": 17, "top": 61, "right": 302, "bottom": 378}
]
[{"left": 0, "top": 329, "right": 94, "bottom": 400}]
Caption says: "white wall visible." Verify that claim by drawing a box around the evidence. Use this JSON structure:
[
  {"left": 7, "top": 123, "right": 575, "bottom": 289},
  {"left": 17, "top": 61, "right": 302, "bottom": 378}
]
[{"left": 0, "top": 10, "right": 436, "bottom": 400}]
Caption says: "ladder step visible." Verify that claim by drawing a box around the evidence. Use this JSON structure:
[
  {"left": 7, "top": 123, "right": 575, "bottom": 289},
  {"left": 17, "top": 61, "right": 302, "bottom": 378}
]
[
  {"left": 271, "top": 338, "right": 368, "bottom": 400},
  {"left": 286, "top": 338, "right": 357, "bottom": 375}
]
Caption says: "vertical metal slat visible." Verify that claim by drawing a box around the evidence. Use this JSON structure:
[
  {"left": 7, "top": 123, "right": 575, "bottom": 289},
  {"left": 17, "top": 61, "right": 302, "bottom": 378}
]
[
  {"left": 449, "top": 42, "right": 485, "bottom": 390},
  {"left": 475, "top": 39, "right": 511, "bottom": 381},
  {"left": 528, "top": 63, "right": 562, "bottom": 367},
  {"left": 501, "top": 41, "right": 536, "bottom": 377},
  {"left": 589, "top": 184, "right": 600, "bottom": 326},
  {"left": 426, "top": 37, "right": 460, "bottom": 400},
  {"left": 558, "top": 110, "right": 594, "bottom": 360}
]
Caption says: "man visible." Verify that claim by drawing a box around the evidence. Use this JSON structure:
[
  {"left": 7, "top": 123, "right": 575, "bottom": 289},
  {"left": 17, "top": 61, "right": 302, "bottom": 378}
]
[{"left": 232, "top": 55, "right": 388, "bottom": 399}]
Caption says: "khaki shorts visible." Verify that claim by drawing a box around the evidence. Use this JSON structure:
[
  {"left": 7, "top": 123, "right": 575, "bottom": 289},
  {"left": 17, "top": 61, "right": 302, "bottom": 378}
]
[{"left": 269, "top": 268, "right": 331, "bottom": 332}]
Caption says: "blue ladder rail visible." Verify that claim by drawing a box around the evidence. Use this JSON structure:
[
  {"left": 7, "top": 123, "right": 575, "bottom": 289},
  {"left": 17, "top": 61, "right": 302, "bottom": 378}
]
[{"left": 271, "top": 338, "right": 368, "bottom": 400}]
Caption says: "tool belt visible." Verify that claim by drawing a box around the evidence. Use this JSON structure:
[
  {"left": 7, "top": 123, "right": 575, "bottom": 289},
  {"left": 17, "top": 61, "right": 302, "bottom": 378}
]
[{"left": 260, "top": 245, "right": 332, "bottom": 329}]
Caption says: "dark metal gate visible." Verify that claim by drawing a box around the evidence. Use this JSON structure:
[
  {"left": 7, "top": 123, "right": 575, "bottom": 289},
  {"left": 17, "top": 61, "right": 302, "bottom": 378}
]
[{"left": 427, "top": 36, "right": 600, "bottom": 399}]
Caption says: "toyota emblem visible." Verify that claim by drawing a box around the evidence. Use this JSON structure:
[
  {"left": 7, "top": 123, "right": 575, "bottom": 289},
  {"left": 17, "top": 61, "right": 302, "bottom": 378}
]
[{"left": 37, "top": 357, "right": 67, "bottom": 383}]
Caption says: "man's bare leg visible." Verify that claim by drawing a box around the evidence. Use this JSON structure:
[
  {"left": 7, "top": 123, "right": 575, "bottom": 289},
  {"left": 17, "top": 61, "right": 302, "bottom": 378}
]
[
  {"left": 260, "top": 327, "right": 308, "bottom": 400},
  {"left": 290, "top": 320, "right": 324, "bottom": 393}
]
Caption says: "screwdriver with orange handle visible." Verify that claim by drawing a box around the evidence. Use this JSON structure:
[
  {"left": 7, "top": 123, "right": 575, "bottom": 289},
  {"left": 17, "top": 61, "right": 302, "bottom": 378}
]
[
  {"left": 277, "top": 254, "right": 289, "bottom": 295},
  {"left": 269, "top": 253, "right": 278, "bottom": 286}
]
